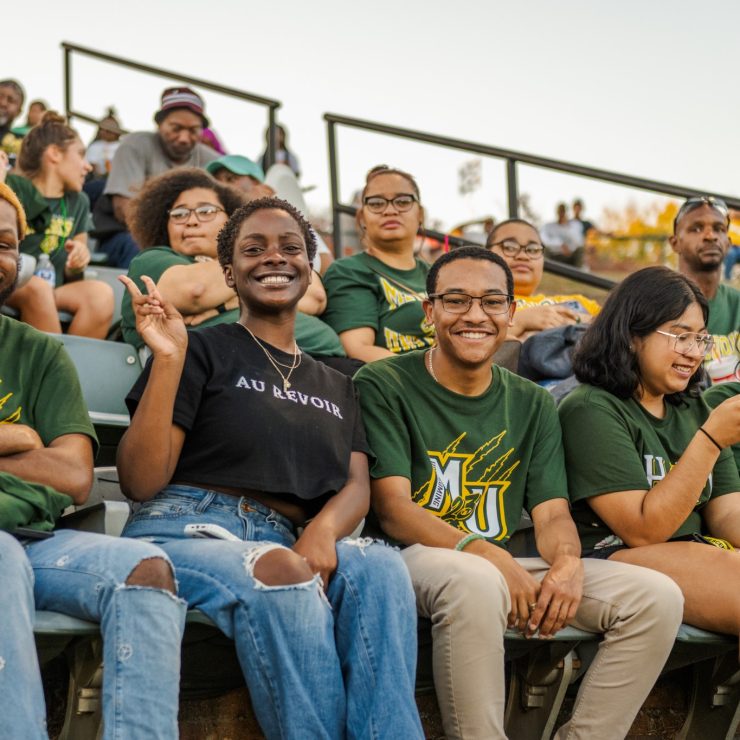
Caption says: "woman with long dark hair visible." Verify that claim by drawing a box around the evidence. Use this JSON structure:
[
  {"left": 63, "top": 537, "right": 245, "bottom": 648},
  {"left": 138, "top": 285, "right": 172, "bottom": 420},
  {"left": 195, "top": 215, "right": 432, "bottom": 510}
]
[
  {"left": 117, "top": 197, "right": 422, "bottom": 739},
  {"left": 559, "top": 266, "right": 740, "bottom": 647}
]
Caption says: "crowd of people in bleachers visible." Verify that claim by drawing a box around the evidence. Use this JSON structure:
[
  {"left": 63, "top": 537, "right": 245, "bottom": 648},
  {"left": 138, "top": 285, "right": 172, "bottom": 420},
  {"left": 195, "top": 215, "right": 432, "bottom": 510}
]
[{"left": 1, "top": 74, "right": 740, "bottom": 740}]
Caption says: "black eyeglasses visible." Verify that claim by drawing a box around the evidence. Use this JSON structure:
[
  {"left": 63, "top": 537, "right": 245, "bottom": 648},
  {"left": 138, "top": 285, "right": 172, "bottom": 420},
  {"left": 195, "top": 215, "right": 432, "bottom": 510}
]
[
  {"left": 363, "top": 194, "right": 417, "bottom": 213},
  {"left": 674, "top": 196, "right": 729, "bottom": 229},
  {"left": 488, "top": 239, "right": 545, "bottom": 259},
  {"left": 429, "top": 292, "right": 513, "bottom": 316},
  {"left": 168, "top": 204, "right": 225, "bottom": 223}
]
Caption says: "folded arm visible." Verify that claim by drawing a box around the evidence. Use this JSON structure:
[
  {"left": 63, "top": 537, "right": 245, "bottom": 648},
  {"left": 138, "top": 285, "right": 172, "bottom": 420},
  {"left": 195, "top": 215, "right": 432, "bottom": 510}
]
[{"left": 0, "top": 427, "right": 93, "bottom": 504}]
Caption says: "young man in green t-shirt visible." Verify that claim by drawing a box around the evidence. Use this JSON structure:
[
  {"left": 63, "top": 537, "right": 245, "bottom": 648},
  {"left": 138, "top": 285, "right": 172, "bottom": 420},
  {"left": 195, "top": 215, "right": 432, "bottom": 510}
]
[
  {"left": 354, "top": 246, "right": 684, "bottom": 740},
  {"left": 670, "top": 196, "right": 740, "bottom": 376}
]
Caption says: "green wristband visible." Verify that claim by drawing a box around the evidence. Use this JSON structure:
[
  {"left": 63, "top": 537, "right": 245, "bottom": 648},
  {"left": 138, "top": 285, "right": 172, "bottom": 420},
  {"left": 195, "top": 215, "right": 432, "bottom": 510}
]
[{"left": 455, "top": 533, "right": 485, "bottom": 552}]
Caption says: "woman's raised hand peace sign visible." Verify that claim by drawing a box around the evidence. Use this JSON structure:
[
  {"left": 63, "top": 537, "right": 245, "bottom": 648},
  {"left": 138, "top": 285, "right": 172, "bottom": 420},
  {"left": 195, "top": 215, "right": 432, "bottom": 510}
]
[{"left": 119, "top": 275, "right": 188, "bottom": 359}]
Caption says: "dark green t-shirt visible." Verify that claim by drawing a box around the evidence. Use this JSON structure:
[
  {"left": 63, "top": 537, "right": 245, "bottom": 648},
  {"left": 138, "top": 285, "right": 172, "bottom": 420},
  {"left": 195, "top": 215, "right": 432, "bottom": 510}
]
[
  {"left": 558, "top": 384, "right": 740, "bottom": 552},
  {"left": 706, "top": 283, "right": 740, "bottom": 369},
  {"left": 704, "top": 381, "right": 740, "bottom": 472},
  {"left": 0, "top": 316, "right": 98, "bottom": 529},
  {"left": 354, "top": 351, "right": 568, "bottom": 548},
  {"left": 122, "top": 247, "right": 346, "bottom": 357},
  {"left": 7, "top": 174, "right": 94, "bottom": 286},
  {"left": 322, "top": 253, "right": 435, "bottom": 354}
]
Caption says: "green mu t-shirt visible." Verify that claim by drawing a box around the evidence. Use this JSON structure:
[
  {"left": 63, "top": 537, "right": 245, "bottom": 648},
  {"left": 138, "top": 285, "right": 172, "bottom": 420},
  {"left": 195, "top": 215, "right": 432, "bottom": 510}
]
[
  {"left": 354, "top": 351, "right": 568, "bottom": 548},
  {"left": 706, "top": 283, "right": 740, "bottom": 369},
  {"left": 7, "top": 174, "right": 94, "bottom": 287},
  {"left": 122, "top": 247, "right": 345, "bottom": 357},
  {"left": 322, "top": 253, "right": 435, "bottom": 354},
  {"left": 704, "top": 381, "right": 740, "bottom": 472},
  {"left": 558, "top": 384, "right": 740, "bottom": 552},
  {"left": 0, "top": 316, "right": 98, "bottom": 529}
]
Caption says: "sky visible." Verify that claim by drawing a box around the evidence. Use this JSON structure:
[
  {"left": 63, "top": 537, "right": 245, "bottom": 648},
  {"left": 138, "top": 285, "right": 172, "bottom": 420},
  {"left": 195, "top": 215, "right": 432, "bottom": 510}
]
[{"left": 7, "top": 0, "right": 740, "bottom": 233}]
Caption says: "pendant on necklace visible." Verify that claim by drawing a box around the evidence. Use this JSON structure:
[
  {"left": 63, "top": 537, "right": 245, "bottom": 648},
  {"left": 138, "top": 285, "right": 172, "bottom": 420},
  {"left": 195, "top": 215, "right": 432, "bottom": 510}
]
[{"left": 284, "top": 380, "right": 291, "bottom": 391}]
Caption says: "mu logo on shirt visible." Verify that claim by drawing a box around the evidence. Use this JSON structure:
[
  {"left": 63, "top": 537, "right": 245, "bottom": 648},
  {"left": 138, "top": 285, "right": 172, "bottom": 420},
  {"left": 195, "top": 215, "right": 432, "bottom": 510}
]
[{"left": 413, "top": 431, "right": 520, "bottom": 539}]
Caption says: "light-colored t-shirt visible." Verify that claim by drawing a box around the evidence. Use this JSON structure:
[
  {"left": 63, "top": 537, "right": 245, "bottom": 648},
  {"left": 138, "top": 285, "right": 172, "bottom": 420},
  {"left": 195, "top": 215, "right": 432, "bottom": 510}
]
[{"left": 104, "top": 131, "right": 219, "bottom": 198}]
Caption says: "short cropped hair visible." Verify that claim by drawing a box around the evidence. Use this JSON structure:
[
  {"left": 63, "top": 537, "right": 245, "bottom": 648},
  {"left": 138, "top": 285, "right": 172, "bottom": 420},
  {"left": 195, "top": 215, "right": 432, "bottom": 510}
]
[
  {"left": 0, "top": 182, "right": 27, "bottom": 236},
  {"left": 426, "top": 246, "right": 514, "bottom": 297},
  {"left": 573, "top": 266, "right": 708, "bottom": 405},
  {"left": 216, "top": 197, "right": 317, "bottom": 268},
  {"left": 128, "top": 168, "right": 245, "bottom": 248}
]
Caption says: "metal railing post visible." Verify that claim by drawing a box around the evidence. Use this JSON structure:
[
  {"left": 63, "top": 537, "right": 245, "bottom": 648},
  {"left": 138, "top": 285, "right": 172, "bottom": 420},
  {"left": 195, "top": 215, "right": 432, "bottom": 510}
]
[
  {"left": 327, "top": 120, "right": 342, "bottom": 258},
  {"left": 63, "top": 47, "right": 72, "bottom": 121},
  {"left": 506, "top": 159, "right": 518, "bottom": 218},
  {"left": 267, "top": 108, "right": 277, "bottom": 169}
]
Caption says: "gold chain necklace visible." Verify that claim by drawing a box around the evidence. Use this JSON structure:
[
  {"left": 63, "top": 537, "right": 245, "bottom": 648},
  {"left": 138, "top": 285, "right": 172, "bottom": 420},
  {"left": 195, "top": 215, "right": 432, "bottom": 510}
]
[
  {"left": 426, "top": 347, "right": 439, "bottom": 383},
  {"left": 237, "top": 322, "right": 301, "bottom": 392}
]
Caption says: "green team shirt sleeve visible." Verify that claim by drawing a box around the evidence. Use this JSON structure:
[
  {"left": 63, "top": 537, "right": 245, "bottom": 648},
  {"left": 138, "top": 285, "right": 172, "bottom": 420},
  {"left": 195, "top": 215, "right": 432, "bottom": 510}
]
[
  {"left": 704, "top": 382, "right": 740, "bottom": 472},
  {"left": 322, "top": 258, "right": 382, "bottom": 335},
  {"left": 521, "top": 394, "right": 570, "bottom": 513},
  {"left": 33, "top": 341, "right": 98, "bottom": 453},
  {"left": 354, "top": 363, "right": 412, "bottom": 480},
  {"left": 559, "top": 392, "right": 656, "bottom": 501}
]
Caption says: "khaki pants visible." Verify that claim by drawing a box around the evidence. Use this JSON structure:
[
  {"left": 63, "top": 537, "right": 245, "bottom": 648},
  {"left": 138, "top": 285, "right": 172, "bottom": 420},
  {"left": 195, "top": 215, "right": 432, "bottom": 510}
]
[{"left": 402, "top": 546, "right": 684, "bottom": 740}]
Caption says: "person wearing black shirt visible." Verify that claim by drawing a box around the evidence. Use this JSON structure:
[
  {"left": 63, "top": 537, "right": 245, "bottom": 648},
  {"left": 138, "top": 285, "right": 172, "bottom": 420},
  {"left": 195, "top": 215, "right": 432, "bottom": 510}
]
[{"left": 117, "top": 197, "right": 423, "bottom": 740}]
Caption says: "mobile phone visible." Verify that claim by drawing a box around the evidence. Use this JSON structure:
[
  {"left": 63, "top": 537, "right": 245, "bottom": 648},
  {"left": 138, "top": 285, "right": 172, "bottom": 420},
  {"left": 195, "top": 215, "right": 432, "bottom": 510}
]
[
  {"left": 11, "top": 527, "right": 54, "bottom": 540},
  {"left": 184, "top": 523, "right": 242, "bottom": 542}
]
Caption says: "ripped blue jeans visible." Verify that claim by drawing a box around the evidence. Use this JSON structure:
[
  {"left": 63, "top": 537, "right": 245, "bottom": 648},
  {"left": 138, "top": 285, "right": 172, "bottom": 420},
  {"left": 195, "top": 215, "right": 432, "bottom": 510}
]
[
  {"left": 1, "top": 528, "right": 186, "bottom": 740},
  {"left": 122, "top": 484, "right": 423, "bottom": 740}
]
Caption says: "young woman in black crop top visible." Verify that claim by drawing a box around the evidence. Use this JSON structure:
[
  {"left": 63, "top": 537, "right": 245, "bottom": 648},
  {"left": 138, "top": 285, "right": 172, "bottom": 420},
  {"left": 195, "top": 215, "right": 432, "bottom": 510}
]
[{"left": 117, "top": 197, "right": 422, "bottom": 740}]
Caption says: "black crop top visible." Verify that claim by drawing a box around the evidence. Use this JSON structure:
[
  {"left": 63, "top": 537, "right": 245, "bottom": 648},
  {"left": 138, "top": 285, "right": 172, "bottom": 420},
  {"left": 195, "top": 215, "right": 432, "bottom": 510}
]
[{"left": 127, "top": 323, "right": 371, "bottom": 507}]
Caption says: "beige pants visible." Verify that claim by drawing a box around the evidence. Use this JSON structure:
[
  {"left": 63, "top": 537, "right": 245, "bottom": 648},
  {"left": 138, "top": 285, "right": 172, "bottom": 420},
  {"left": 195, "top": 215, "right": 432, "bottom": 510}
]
[{"left": 402, "top": 546, "right": 684, "bottom": 740}]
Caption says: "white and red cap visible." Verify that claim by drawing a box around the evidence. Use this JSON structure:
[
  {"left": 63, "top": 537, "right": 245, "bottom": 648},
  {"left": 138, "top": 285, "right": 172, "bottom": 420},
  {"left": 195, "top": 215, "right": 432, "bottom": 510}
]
[{"left": 154, "top": 87, "right": 209, "bottom": 127}]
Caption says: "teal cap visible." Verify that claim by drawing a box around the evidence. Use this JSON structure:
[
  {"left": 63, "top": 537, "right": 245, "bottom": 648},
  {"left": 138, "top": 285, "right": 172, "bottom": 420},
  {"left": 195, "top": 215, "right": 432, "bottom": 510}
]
[{"left": 206, "top": 155, "right": 265, "bottom": 182}]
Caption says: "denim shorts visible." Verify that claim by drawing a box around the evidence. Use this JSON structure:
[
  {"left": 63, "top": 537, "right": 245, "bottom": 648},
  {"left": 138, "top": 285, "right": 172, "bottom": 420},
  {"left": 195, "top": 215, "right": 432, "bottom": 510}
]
[{"left": 122, "top": 484, "right": 297, "bottom": 547}]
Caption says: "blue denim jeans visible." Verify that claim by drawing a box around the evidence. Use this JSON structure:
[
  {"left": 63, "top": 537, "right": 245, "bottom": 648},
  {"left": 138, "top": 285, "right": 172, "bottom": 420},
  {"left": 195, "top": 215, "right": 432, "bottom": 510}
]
[
  {"left": 7, "top": 529, "right": 187, "bottom": 740},
  {"left": 0, "top": 532, "right": 47, "bottom": 739},
  {"left": 122, "top": 485, "right": 423, "bottom": 740}
]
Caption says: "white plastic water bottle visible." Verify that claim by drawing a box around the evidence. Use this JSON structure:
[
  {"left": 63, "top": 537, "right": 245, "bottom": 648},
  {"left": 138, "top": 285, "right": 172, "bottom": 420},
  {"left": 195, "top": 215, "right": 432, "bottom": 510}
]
[{"left": 34, "top": 254, "right": 56, "bottom": 289}]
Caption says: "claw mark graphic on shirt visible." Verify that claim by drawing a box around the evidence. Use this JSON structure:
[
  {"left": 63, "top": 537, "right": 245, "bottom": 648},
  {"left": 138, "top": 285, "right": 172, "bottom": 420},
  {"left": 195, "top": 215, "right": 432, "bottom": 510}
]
[
  {"left": 413, "top": 432, "right": 519, "bottom": 540},
  {"left": 0, "top": 380, "right": 21, "bottom": 425}
]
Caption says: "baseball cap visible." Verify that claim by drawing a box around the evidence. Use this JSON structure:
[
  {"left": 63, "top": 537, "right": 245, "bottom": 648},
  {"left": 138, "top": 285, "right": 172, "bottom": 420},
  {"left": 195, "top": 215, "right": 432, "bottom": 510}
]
[
  {"left": 154, "top": 87, "right": 209, "bottom": 127},
  {"left": 206, "top": 155, "right": 265, "bottom": 182}
]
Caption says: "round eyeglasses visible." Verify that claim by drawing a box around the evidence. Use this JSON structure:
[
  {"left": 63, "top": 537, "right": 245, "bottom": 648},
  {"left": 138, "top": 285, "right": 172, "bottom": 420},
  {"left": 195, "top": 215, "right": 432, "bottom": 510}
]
[
  {"left": 488, "top": 239, "right": 545, "bottom": 259},
  {"left": 429, "top": 292, "right": 513, "bottom": 316},
  {"left": 362, "top": 194, "right": 417, "bottom": 214},
  {"left": 655, "top": 330, "right": 715, "bottom": 356},
  {"left": 168, "top": 204, "right": 225, "bottom": 223}
]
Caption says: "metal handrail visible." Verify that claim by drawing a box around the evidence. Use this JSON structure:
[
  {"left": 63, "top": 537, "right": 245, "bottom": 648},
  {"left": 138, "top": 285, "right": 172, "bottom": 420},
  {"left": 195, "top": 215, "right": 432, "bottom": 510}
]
[
  {"left": 62, "top": 42, "right": 282, "bottom": 165},
  {"left": 325, "top": 113, "right": 740, "bottom": 289}
]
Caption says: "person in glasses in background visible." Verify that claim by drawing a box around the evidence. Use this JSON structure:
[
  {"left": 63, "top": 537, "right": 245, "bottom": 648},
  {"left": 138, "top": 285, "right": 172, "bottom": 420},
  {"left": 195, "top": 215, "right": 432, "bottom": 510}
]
[
  {"left": 354, "top": 247, "right": 684, "bottom": 740},
  {"left": 121, "top": 168, "right": 347, "bottom": 365},
  {"left": 559, "top": 266, "right": 740, "bottom": 657},
  {"left": 671, "top": 196, "right": 740, "bottom": 379},
  {"left": 486, "top": 219, "right": 601, "bottom": 341},
  {"left": 322, "top": 165, "right": 435, "bottom": 362}
]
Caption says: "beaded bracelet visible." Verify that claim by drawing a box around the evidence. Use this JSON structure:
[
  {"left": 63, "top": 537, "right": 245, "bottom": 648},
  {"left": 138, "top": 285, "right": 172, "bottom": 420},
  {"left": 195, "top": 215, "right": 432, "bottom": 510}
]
[
  {"left": 455, "top": 533, "right": 486, "bottom": 552},
  {"left": 699, "top": 426, "right": 723, "bottom": 452}
]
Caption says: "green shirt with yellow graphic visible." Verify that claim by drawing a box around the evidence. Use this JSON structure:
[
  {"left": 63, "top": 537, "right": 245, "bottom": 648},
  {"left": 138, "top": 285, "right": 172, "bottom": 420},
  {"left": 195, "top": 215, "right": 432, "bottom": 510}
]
[
  {"left": 559, "top": 384, "right": 740, "bottom": 553},
  {"left": 704, "top": 381, "right": 740, "bottom": 472},
  {"left": 0, "top": 316, "right": 98, "bottom": 530},
  {"left": 705, "top": 282, "right": 740, "bottom": 370},
  {"left": 7, "top": 174, "right": 93, "bottom": 287},
  {"left": 354, "top": 351, "right": 568, "bottom": 548},
  {"left": 322, "top": 253, "right": 435, "bottom": 354}
]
